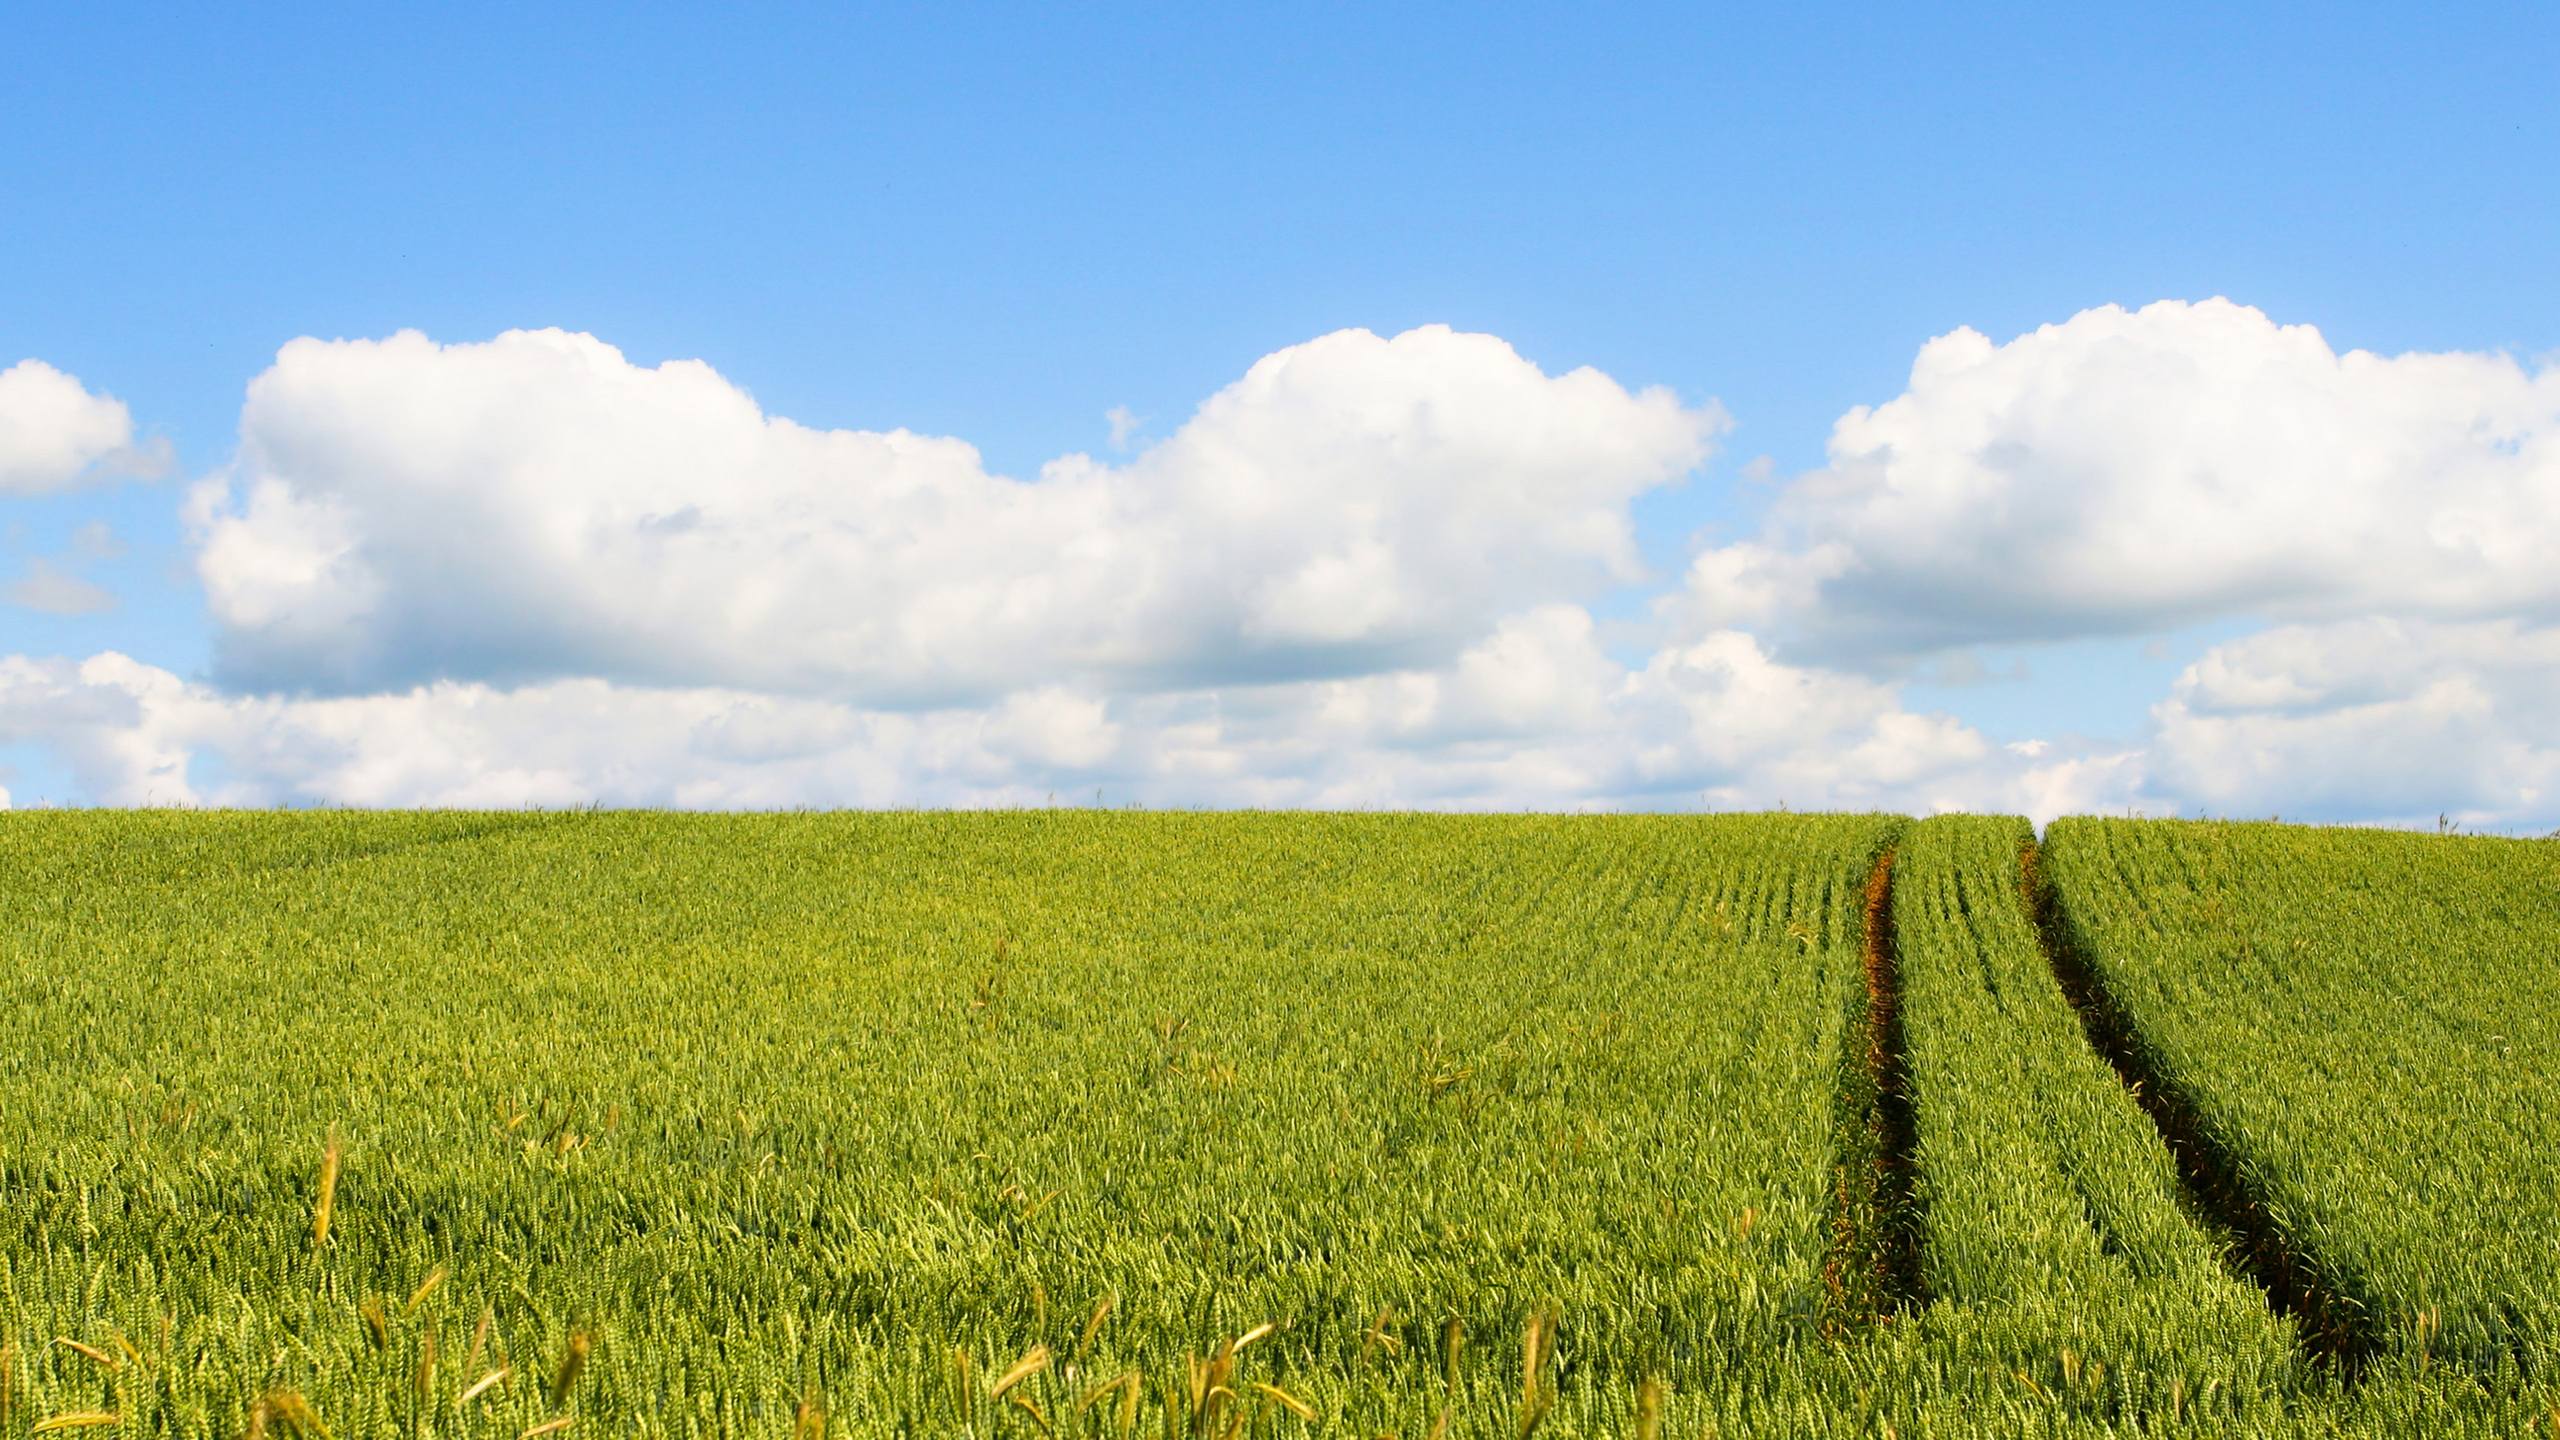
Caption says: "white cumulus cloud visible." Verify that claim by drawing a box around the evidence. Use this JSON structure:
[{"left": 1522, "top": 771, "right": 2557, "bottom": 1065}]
[
  {"left": 14, "top": 301, "right": 2556, "bottom": 831},
  {"left": 0, "top": 360, "right": 152, "bottom": 494},
  {"left": 0, "top": 615, "right": 2120, "bottom": 820},
  {"left": 191, "top": 325, "right": 1724, "bottom": 700},
  {"left": 2149, "top": 618, "right": 2560, "bottom": 827},
  {"left": 1678, "top": 299, "right": 2560, "bottom": 662}
]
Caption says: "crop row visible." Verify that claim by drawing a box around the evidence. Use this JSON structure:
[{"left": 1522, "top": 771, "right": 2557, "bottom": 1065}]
[
  {"left": 1874, "top": 816, "right": 2555, "bottom": 1435},
  {"left": 1, "top": 811, "right": 2554, "bottom": 1436},
  {"left": 2, "top": 811, "right": 1893, "bottom": 1436},
  {"left": 2042, "top": 818, "right": 2560, "bottom": 1382}
]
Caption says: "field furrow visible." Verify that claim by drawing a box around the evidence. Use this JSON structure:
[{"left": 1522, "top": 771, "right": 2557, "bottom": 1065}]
[
  {"left": 7, "top": 809, "right": 2557, "bottom": 1436},
  {"left": 2028, "top": 837, "right": 2381, "bottom": 1372},
  {"left": 2044, "top": 818, "right": 2560, "bottom": 1383},
  {"left": 1887, "top": 816, "right": 2303, "bottom": 1427}
]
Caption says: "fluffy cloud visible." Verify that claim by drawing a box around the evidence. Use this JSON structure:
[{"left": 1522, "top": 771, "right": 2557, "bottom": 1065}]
[
  {"left": 0, "top": 360, "right": 150, "bottom": 494},
  {"left": 1680, "top": 299, "right": 2560, "bottom": 662},
  {"left": 14, "top": 302, "right": 2559, "bottom": 830},
  {"left": 191, "top": 325, "right": 1722, "bottom": 700},
  {"left": 2150, "top": 619, "right": 2560, "bottom": 826},
  {"left": 0, "top": 609, "right": 2123, "bottom": 819},
  {"left": 31, "top": 321, "right": 2116, "bottom": 819}
]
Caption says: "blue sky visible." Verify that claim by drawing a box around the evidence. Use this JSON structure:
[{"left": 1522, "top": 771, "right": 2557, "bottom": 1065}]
[{"left": 4, "top": 4, "right": 2557, "bottom": 821}]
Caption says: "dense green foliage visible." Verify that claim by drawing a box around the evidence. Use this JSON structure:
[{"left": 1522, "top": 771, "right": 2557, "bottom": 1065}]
[
  {"left": 1889, "top": 816, "right": 2302, "bottom": 1423},
  {"left": 1, "top": 811, "right": 1897, "bottom": 1437},
  {"left": 2044, "top": 818, "right": 2560, "bottom": 1383},
  {"left": 1861, "top": 817, "right": 2556, "bottom": 1438},
  {"left": 2, "top": 809, "right": 2555, "bottom": 1437}
]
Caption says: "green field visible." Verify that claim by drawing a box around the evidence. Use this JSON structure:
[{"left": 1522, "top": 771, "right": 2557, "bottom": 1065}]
[
  {"left": 1, "top": 811, "right": 2554, "bottom": 1437},
  {"left": 2042, "top": 819, "right": 2560, "bottom": 1382}
]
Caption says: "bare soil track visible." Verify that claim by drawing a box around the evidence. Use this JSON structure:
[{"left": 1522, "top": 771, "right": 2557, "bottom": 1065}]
[{"left": 1862, "top": 849, "right": 1928, "bottom": 1315}]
